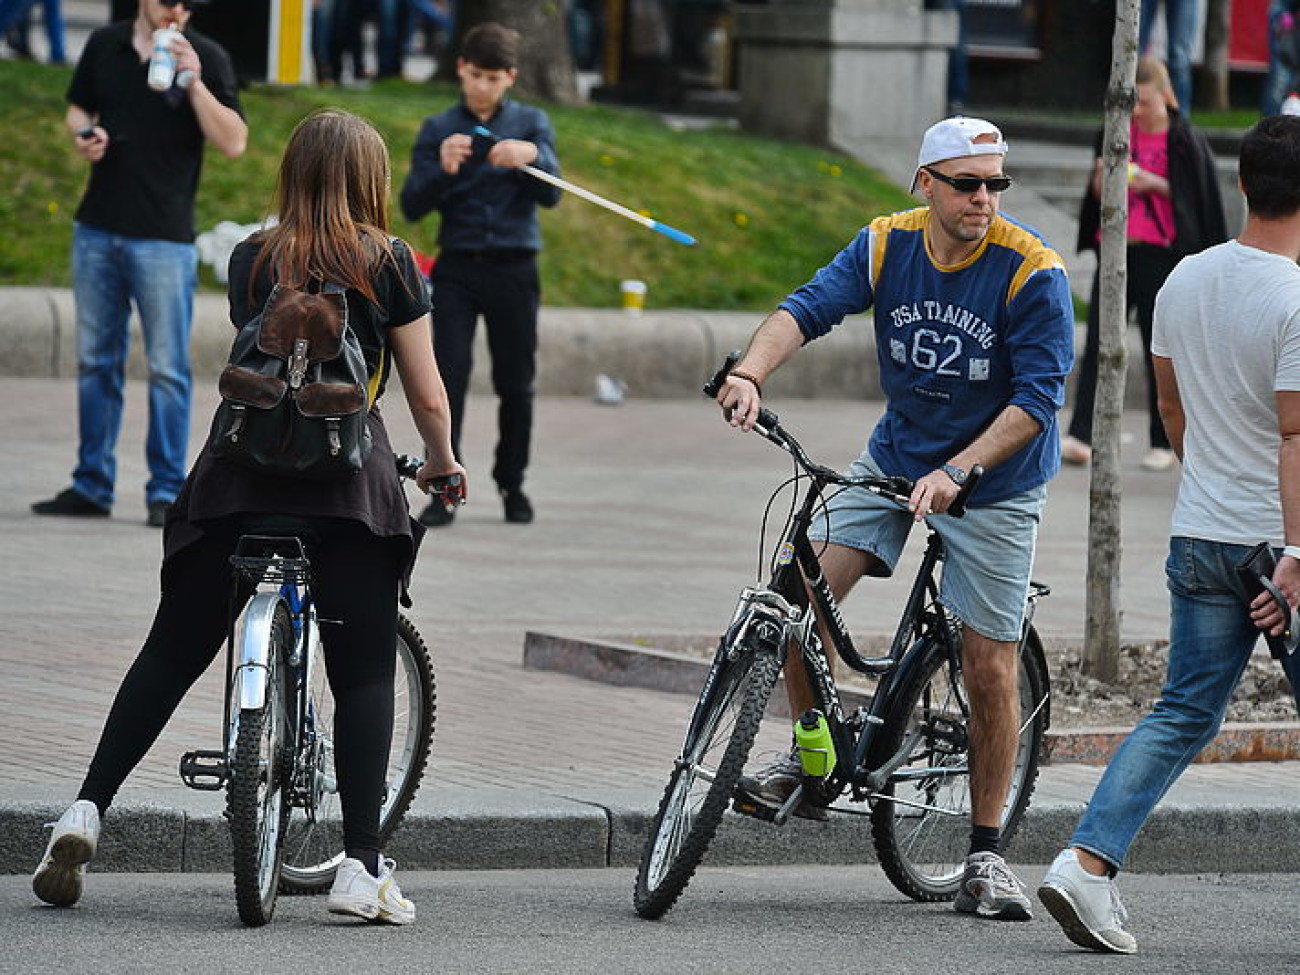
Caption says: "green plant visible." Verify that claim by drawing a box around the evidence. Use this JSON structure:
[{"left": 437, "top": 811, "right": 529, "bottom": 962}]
[{"left": 0, "top": 64, "right": 912, "bottom": 309}]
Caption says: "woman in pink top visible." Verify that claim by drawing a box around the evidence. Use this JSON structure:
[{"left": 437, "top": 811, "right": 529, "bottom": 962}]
[{"left": 1061, "top": 55, "right": 1227, "bottom": 472}]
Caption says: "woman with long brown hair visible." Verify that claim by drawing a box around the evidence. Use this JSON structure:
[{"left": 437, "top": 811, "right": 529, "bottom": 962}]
[{"left": 31, "top": 109, "right": 466, "bottom": 924}]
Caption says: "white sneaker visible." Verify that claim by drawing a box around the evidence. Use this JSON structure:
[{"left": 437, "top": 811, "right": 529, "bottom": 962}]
[
  {"left": 1038, "top": 848, "right": 1137, "bottom": 954},
  {"left": 1141, "top": 448, "right": 1177, "bottom": 472},
  {"left": 1060, "top": 435, "right": 1092, "bottom": 466},
  {"left": 328, "top": 856, "right": 416, "bottom": 925},
  {"left": 32, "top": 800, "right": 100, "bottom": 907}
]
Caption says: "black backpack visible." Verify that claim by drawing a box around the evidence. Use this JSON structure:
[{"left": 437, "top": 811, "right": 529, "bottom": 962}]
[{"left": 207, "top": 280, "right": 373, "bottom": 480}]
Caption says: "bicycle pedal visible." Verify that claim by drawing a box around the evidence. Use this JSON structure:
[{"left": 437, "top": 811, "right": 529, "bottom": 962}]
[
  {"left": 731, "top": 795, "right": 779, "bottom": 822},
  {"left": 179, "top": 749, "right": 228, "bottom": 790}
]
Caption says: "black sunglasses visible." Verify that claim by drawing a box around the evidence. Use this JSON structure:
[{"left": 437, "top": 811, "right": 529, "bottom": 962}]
[
  {"left": 160, "top": 0, "right": 195, "bottom": 8},
  {"left": 924, "top": 167, "right": 1013, "bottom": 194}
]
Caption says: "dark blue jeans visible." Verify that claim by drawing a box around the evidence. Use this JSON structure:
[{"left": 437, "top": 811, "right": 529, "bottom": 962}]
[{"left": 1071, "top": 536, "right": 1300, "bottom": 870}]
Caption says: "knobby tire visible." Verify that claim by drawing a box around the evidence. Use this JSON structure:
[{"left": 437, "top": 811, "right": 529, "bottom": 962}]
[
  {"left": 869, "top": 625, "right": 1048, "bottom": 901},
  {"left": 279, "top": 613, "right": 436, "bottom": 894},
  {"left": 633, "top": 647, "right": 783, "bottom": 919},
  {"left": 229, "top": 603, "right": 293, "bottom": 926}
]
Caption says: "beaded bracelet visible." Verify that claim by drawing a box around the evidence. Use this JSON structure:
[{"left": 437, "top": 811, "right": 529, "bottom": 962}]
[{"left": 728, "top": 370, "right": 763, "bottom": 397}]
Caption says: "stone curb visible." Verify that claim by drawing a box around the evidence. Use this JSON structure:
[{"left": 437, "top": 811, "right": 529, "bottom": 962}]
[
  {"left": 6, "top": 785, "right": 1299, "bottom": 878},
  {"left": 521, "top": 630, "right": 1300, "bottom": 766},
  {"left": 0, "top": 287, "right": 1152, "bottom": 407}
]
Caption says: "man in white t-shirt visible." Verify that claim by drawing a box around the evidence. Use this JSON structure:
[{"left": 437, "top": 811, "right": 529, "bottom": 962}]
[{"left": 1037, "top": 114, "right": 1300, "bottom": 955}]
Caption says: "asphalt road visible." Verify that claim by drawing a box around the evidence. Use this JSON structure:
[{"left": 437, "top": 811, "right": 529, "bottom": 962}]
[{"left": 2, "top": 864, "right": 1297, "bottom": 974}]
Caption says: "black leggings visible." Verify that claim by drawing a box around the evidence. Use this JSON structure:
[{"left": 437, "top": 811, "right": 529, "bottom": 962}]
[{"left": 78, "top": 518, "right": 404, "bottom": 864}]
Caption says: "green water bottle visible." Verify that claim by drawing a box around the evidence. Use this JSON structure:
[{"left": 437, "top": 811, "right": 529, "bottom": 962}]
[{"left": 794, "top": 709, "right": 836, "bottom": 778}]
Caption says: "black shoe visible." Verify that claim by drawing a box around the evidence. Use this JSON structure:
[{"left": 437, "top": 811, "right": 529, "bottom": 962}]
[
  {"left": 418, "top": 500, "right": 456, "bottom": 527},
  {"left": 502, "top": 489, "right": 533, "bottom": 524},
  {"left": 146, "top": 501, "right": 172, "bottom": 528},
  {"left": 32, "top": 488, "right": 110, "bottom": 518}
]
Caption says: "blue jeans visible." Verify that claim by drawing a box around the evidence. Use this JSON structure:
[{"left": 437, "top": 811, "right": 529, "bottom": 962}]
[
  {"left": 71, "top": 223, "right": 196, "bottom": 508},
  {"left": 1070, "top": 536, "right": 1300, "bottom": 871},
  {"left": 1140, "top": 0, "right": 1197, "bottom": 112},
  {"left": 0, "top": 0, "right": 65, "bottom": 63}
]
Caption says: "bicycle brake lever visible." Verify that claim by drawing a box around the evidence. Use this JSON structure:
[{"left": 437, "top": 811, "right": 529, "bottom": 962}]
[{"left": 704, "top": 351, "right": 742, "bottom": 398}]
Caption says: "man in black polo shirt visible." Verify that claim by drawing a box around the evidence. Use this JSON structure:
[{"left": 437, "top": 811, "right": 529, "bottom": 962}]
[
  {"left": 399, "top": 21, "right": 561, "bottom": 526},
  {"left": 32, "top": 0, "right": 246, "bottom": 528}
]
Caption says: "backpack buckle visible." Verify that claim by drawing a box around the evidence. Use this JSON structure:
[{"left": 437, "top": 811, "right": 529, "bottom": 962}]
[{"left": 288, "top": 338, "right": 310, "bottom": 389}]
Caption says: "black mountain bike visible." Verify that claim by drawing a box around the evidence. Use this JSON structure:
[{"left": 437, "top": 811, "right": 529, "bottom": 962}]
[
  {"left": 179, "top": 455, "right": 455, "bottom": 926},
  {"left": 633, "top": 357, "right": 1052, "bottom": 919}
]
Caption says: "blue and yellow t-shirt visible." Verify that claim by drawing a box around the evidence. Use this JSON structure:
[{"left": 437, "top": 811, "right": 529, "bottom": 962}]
[{"left": 780, "top": 208, "right": 1074, "bottom": 504}]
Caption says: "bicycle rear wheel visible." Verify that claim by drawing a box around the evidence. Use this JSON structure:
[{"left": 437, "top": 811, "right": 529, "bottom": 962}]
[
  {"left": 633, "top": 636, "right": 783, "bottom": 919},
  {"left": 869, "top": 625, "right": 1048, "bottom": 902},
  {"left": 278, "top": 613, "right": 437, "bottom": 893},
  {"left": 229, "top": 603, "right": 293, "bottom": 926}
]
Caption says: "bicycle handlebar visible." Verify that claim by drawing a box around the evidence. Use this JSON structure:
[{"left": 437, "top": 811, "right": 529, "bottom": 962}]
[
  {"left": 704, "top": 352, "right": 982, "bottom": 518},
  {"left": 394, "top": 453, "right": 465, "bottom": 505}
]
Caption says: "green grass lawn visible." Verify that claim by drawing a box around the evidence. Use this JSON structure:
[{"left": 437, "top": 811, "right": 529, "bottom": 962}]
[{"left": 0, "top": 62, "right": 914, "bottom": 310}]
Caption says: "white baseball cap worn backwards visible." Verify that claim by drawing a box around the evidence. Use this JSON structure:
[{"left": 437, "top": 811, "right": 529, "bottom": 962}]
[{"left": 910, "top": 116, "right": 1009, "bottom": 192}]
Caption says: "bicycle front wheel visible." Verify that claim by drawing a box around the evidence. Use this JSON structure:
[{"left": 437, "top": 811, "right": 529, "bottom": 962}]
[
  {"left": 869, "top": 625, "right": 1048, "bottom": 902},
  {"left": 278, "top": 613, "right": 437, "bottom": 893},
  {"left": 228, "top": 603, "right": 293, "bottom": 926},
  {"left": 633, "top": 640, "right": 783, "bottom": 919}
]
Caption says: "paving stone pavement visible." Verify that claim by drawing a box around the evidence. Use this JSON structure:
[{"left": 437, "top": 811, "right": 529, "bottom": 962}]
[{"left": 2, "top": 376, "right": 1298, "bottom": 876}]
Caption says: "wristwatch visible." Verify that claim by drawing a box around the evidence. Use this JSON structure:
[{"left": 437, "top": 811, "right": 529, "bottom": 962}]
[{"left": 941, "top": 464, "right": 968, "bottom": 486}]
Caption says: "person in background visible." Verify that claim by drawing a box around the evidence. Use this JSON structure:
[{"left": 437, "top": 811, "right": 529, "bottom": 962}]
[
  {"left": 924, "top": 0, "right": 969, "bottom": 112},
  {"left": 1039, "top": 113, "right": 1300, "bottom": 956},
  {"left": 0, "top": 0, "right": 66, "bottom": 64},
  {"left": 31, "top": 0, "right": 246, "bottom": 527},
  {"left": 1139, "top": 0, "right": 1197, "bottom": 113},
  {"left": 1060, "top": 55, "right": 1226, "bottom": 473},
  {"left": 400, "top": 21, "right": 561, "bottom": 527},
  {"left": 1264, "top": 0, "right": 1300, "bottom": 116}
]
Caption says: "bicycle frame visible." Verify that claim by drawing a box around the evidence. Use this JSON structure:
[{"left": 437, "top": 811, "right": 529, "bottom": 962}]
[{"left": 725, "top": 414, "right": 1050, "bottom": 821}]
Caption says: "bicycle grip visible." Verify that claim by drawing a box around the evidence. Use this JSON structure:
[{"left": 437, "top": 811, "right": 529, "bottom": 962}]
[
  {"left": 703, "top": 351, "right": 742, "bottom": 398},
  {"left": 395, "top": 453, "right": 422, "bottom": 479},
  {"left": 946, "top": 464, "right": 984, "bottom": 519}
]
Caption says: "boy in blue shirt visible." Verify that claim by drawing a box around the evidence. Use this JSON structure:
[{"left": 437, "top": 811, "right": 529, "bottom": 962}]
[{"left": 716, "top": 116, "right": 1074, "bottom": 922}]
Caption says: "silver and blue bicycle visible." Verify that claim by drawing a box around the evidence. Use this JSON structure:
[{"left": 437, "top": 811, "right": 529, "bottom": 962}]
[{"left": 180, "top": 455, "right": 454, "bottom": 926}]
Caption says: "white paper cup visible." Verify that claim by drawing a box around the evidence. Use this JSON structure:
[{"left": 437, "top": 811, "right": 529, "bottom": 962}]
[{"left": 620, "top": 279, "right": 647, "bottom": 313}]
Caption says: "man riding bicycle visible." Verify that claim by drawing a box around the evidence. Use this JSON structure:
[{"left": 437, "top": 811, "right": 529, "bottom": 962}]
[{"left": 716, "top": 116, "right": 1075, "bottom": 921}]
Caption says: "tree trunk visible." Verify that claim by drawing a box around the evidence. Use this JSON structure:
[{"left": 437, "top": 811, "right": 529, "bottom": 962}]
[
  {"left": 439, "top": 0, "right": 581, "bottom": 105},
  {"left": 1082, "top": 0, "right": 1140, "bottom": 683},
  {"left": 1202, "top": 0, "right": 1233, "bottom": 112}
]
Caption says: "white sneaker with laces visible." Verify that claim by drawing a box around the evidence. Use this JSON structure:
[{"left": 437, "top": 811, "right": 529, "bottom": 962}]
[
  {"left": 953, "top": 851, "right": 1033, "bottom": 920},
  {"left": 1141, "top": 448, "right": 1177, "bottom": 472},
  {"left": 328, "top": 856, "right": 416, "bottom": 925},
  {"left": 1038, "top": 848, "right": 1137, "bottom": 954},
  {"left": 32, "top": 799, "right": 100, "bottom": 907}
]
